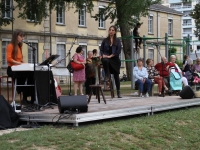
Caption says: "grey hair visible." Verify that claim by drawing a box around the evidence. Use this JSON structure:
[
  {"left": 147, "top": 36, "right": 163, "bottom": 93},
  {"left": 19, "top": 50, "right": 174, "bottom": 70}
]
[
  {"left": 187, "top": 58, "right": 193, "bottom": 65},
  {"left": 197, "top": 58, "right": 200, "bottom": 62},
  {"left": 170, "top": 55, "right": 176, "bottom": 59},
  {"left": 87, "top": 51, "right": 92, "bottom": 54}
]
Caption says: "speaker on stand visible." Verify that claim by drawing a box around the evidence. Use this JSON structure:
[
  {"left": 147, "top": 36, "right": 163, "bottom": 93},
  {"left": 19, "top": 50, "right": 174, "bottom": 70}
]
[{"left": 58, "top": 95, "right": 88, "bottom": 113}]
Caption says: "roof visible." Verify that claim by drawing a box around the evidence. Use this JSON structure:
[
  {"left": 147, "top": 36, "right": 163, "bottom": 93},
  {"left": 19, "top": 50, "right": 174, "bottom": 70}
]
[{"left": 149, "top": 4, "right": 183, "bottom": 16}]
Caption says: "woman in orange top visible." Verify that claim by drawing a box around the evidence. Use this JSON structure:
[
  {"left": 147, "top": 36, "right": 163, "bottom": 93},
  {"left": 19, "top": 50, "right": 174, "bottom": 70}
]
[
  {"left": 7, "top": 29, "right": 24, "bottom": 77},
  {"left": 6, "top": 29, "right": 34, "bottom": 104}
]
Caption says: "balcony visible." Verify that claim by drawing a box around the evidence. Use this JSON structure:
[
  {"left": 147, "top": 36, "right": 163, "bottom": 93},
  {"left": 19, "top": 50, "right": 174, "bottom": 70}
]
[{"left": 182, "top": 23, "right": 192, "bottom": 26}]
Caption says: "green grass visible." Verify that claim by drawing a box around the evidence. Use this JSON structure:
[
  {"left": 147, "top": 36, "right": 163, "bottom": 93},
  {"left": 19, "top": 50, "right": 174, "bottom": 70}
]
[{"left": 1, "top": 108, "right": 200, "bottom": 149}]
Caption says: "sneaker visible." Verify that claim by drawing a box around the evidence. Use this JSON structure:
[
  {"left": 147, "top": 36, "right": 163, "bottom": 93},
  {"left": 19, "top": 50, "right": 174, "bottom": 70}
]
[
  {"left": 132, "top": 92, "right": 138, "bottom": 96},
  {"left": 145, "top": 93, "right": 149, "bottom": 97},
  {"left": 140, "top": 95, "right": 144, "bottom": 98}
]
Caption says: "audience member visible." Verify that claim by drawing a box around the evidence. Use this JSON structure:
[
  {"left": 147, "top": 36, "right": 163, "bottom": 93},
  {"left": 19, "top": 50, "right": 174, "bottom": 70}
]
[
  {"left": 146, "top": 58, "right": 168, "bottom": 96},
  {"left": 133, "top": 58, "right": 152, "bottom": 97}
]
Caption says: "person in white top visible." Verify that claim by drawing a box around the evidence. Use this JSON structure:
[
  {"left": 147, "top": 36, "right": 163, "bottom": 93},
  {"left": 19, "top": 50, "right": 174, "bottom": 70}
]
[{"left": 167, "top": 55, "right": 188, "bottom": 86}]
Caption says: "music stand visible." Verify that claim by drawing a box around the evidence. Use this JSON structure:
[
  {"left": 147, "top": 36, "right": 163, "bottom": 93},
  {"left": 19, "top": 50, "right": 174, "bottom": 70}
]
[
  {"left": 40, "top": 54, "right": 60, "bottom": 109},
  {"left": 40, "top": 54, "right": 60, "bottom": 66}
]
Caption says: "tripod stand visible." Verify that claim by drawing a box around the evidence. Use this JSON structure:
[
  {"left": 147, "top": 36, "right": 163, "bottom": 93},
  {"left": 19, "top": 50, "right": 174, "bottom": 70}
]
[{"left": 53, "top": 37, "right": 77, "bottom": 96}]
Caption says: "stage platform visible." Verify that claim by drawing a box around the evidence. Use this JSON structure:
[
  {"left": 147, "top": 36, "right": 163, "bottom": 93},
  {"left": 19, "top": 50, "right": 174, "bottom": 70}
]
[{"left": 18, "top": 96, "right": 200, "bottom": 126}]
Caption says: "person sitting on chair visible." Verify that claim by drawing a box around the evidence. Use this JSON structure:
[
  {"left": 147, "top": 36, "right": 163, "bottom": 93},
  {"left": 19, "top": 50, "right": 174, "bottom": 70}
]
[
  {"left": 146, "top": 58, "right": 168, "bottom": 96},
  {"left": 193, "top": 58, "right": 200, "bottom": 73},
  {"left": 100, "top": 25, "right": 122, "bottom": 98},
  {"left": 155, "top": 56, "right": 172, "bottom": 89},
  {"left": 133, "top": 58, "right": 152, "bottom": 97},
  {"left": 6, "top": 29, "right": 35, "bottom": 105},
  {"left": 166, "top": 55, "right": 188, "bottom": 87}
]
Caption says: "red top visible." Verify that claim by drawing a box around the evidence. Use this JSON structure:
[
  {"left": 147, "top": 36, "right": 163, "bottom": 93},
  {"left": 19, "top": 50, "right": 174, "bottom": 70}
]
[{"left": 155, "top": 62, "right": 174, "bottom": 77}]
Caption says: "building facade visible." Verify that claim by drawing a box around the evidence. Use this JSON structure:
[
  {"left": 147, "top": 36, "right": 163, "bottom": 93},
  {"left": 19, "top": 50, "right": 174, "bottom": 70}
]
[
  {"left": 162, "top": 0, "right": 200, "bottom": 59},
  {"left": 0, "top": 1, "right": 183, "bottom": 81}
]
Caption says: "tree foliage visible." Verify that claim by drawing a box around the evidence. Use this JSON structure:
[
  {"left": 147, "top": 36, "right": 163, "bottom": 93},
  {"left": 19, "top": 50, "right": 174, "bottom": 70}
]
[
  {"left": 0, "top": 0, "right": 94, "bottom": 26},
  {"left": 93, "top": 0, "right": 161, "bottom": 29},
  {"left": 190, "top": 2, "right": 200, "bottom": 40}
]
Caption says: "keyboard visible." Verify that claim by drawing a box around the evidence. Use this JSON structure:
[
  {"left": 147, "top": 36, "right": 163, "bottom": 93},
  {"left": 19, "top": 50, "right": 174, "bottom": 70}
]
[{"left": 11, "top": 63, "right": 49, "bottom": 71}]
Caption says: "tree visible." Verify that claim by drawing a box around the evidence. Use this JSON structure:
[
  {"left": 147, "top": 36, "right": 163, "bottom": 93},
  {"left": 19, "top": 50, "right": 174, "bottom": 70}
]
[
  {"left": 0, "top": 0, "right": 94, "bottom": 26},
  {"left": 0, "top": 0, "right": 161, "bottom": 79},
  {"left": 92, "top": 0, "right": 161, "bottom": 79},
  {"left": 190, "top": 1, "right": 200, "bottom": 40}
]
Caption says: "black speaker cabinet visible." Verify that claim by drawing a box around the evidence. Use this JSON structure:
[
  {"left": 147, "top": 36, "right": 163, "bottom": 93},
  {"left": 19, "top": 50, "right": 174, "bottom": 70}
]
[
  {"left": 180, "top": 85, "right": 195, "bottom": 99},
  {"left": 58, "top": 95, "right": 88, "bottom": 113}
]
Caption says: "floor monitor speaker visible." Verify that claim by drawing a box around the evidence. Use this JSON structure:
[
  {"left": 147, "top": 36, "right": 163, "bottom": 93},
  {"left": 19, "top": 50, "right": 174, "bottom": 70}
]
[
  {"left": 58, "top": 95, "right": 88, "bottom": 113},
  {"left": 180, "top": 85, "right": 195, "bottom": 99}
]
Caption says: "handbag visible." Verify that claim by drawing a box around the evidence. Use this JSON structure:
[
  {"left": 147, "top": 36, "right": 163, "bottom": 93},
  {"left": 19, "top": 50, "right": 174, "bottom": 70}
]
[
  {"left": 71, "top": 61, "right": 84, "bottom": 71},
  {"left": 67, "top": 60, "right": 74, "bottom": 73}
]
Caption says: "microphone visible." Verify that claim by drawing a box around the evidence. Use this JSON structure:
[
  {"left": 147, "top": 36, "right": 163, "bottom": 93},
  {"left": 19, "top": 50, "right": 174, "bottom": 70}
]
[{"left": 22, "top": 40, "right": 29, "bottom": 45}]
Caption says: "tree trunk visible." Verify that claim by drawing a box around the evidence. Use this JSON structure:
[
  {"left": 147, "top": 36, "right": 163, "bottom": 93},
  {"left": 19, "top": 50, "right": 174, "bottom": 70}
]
[
  {"left": 120, "top": 26, "right": 132, "bottom": 80},
  {"left": 115, "top": 0, "right": 133, "bottom": 80}
]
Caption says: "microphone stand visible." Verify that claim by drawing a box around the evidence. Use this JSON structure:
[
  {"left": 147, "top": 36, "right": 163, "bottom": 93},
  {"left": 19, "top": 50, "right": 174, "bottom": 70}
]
[
  {"left": 53, "top": 37, "right": 77, "bottom": 96},
  {"left": 23, "top": 42, "right": 41, "bottom": 110}
]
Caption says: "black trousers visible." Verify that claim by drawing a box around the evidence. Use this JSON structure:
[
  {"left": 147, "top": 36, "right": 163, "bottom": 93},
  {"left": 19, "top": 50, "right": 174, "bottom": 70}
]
[
  {"left": 85, "top": 77, "right": 96, "bottom": 95},
  {"left": 101, "top": 58, "right": 120, "bottom": 91},
  {"left": 135, "top": 37, "right": 142, "bottom": 50}
]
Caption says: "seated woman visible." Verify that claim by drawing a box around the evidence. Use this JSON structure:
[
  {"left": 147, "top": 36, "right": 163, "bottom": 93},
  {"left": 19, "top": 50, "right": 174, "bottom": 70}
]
[
  {"left": 146, "top": 58, "right": 168, "bottom": 96},
  {"left": 133, "top": 58, "right": 152, "bottom": 97},
  {"left": 166, "top": 55, "right": 188, "bottom": 86},
  {"left": 183, "top": 58, "right": 194, "bottom": 85},
  {"left": 193, "top": 58, "right": 200, "bottom": 73}
]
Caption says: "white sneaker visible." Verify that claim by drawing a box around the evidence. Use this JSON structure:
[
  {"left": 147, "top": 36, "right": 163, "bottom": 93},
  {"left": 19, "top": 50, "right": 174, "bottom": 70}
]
[
  {"left": 132, "top": 92, "right": 138, "bottom": 96},
  {"left": 140, "top": 94, "right": 144, "bottom": 98},
  {"left": 145, "top": 93, "right": 149, "bottom": 97}
]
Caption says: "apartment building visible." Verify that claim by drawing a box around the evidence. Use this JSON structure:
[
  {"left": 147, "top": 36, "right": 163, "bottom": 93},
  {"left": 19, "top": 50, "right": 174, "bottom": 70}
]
[{"left": 162, "top": 0, "right": 200, "bottom": 59}]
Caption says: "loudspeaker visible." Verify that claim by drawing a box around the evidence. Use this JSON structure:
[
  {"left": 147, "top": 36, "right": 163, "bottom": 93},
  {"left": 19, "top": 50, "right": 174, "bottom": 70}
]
[
  {"left": 58, "top": 95, "right": 88, "bottom": 113},
  {"left": 0, "top": 95, "right": 19, "bottom": 129},
  {"left": 180, "top": 85, "right": 195, "bottom": 99}
]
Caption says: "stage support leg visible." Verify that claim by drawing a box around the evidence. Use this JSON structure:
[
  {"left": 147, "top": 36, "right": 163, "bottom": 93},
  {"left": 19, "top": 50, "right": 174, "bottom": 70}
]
[{"left": 73, "top": 122, "right": 79, "bottom": 127}]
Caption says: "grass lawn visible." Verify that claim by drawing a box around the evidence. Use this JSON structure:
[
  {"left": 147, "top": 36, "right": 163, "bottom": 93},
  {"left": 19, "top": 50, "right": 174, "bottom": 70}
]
[{"left": 1, "top": 107, "right": 200, "bottom": 149}]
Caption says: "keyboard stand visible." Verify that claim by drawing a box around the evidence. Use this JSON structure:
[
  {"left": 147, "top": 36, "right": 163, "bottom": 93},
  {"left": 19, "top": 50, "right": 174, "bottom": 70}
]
[{"left": 12, "top": 78, "right": 39, "bottom": 112}]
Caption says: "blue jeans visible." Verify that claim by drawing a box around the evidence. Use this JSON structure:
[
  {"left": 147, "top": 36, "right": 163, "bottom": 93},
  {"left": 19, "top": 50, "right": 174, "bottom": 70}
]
[{"left": 136, "top": 79, "right": 152, "bottom": 93}]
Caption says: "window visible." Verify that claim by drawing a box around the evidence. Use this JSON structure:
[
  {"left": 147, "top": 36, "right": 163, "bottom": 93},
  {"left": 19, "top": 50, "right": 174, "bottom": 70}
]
[
  {"left": 148, "top": 16, "right": 153, "bottom": 34},
  {"left": 79, "top": 44, "right": 87, "bottom": 59},
  {"left": 148, "top": 49, "right": 154, "bottom": 60},
  {"left": 79, "top": 7, "right": 86, "bottom": 26},
  {"left": 168, "top": 19, "right": 173, "bottom": 36},
  {"left": 56, "top": 5, "right": 65, "bottom": 24},
  {"left": 2, "top": 41, "right": 10, "bottom": 67},
  {"left": 26, "top": 1, "right": 37, "bottom": 21},
  {"left": 28, "top": 42, "right": 38, "bottom": 63},
  {"left": 57, "top": 44, "right": 66, "bottom": 67},
  {"left": 99, "top": 7, "right": 105, "bottom": 28},
  {"left": 183, "top": 28, "right": 192, "bottom": 34},
  {"left": 2, "top": 0, "right": 12, "bottom": 19}
]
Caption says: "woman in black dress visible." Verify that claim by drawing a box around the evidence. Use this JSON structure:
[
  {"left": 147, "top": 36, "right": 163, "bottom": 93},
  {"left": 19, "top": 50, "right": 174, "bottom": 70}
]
[{"left": 100, "top": 25, "right": 122, "bottom": 98}]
